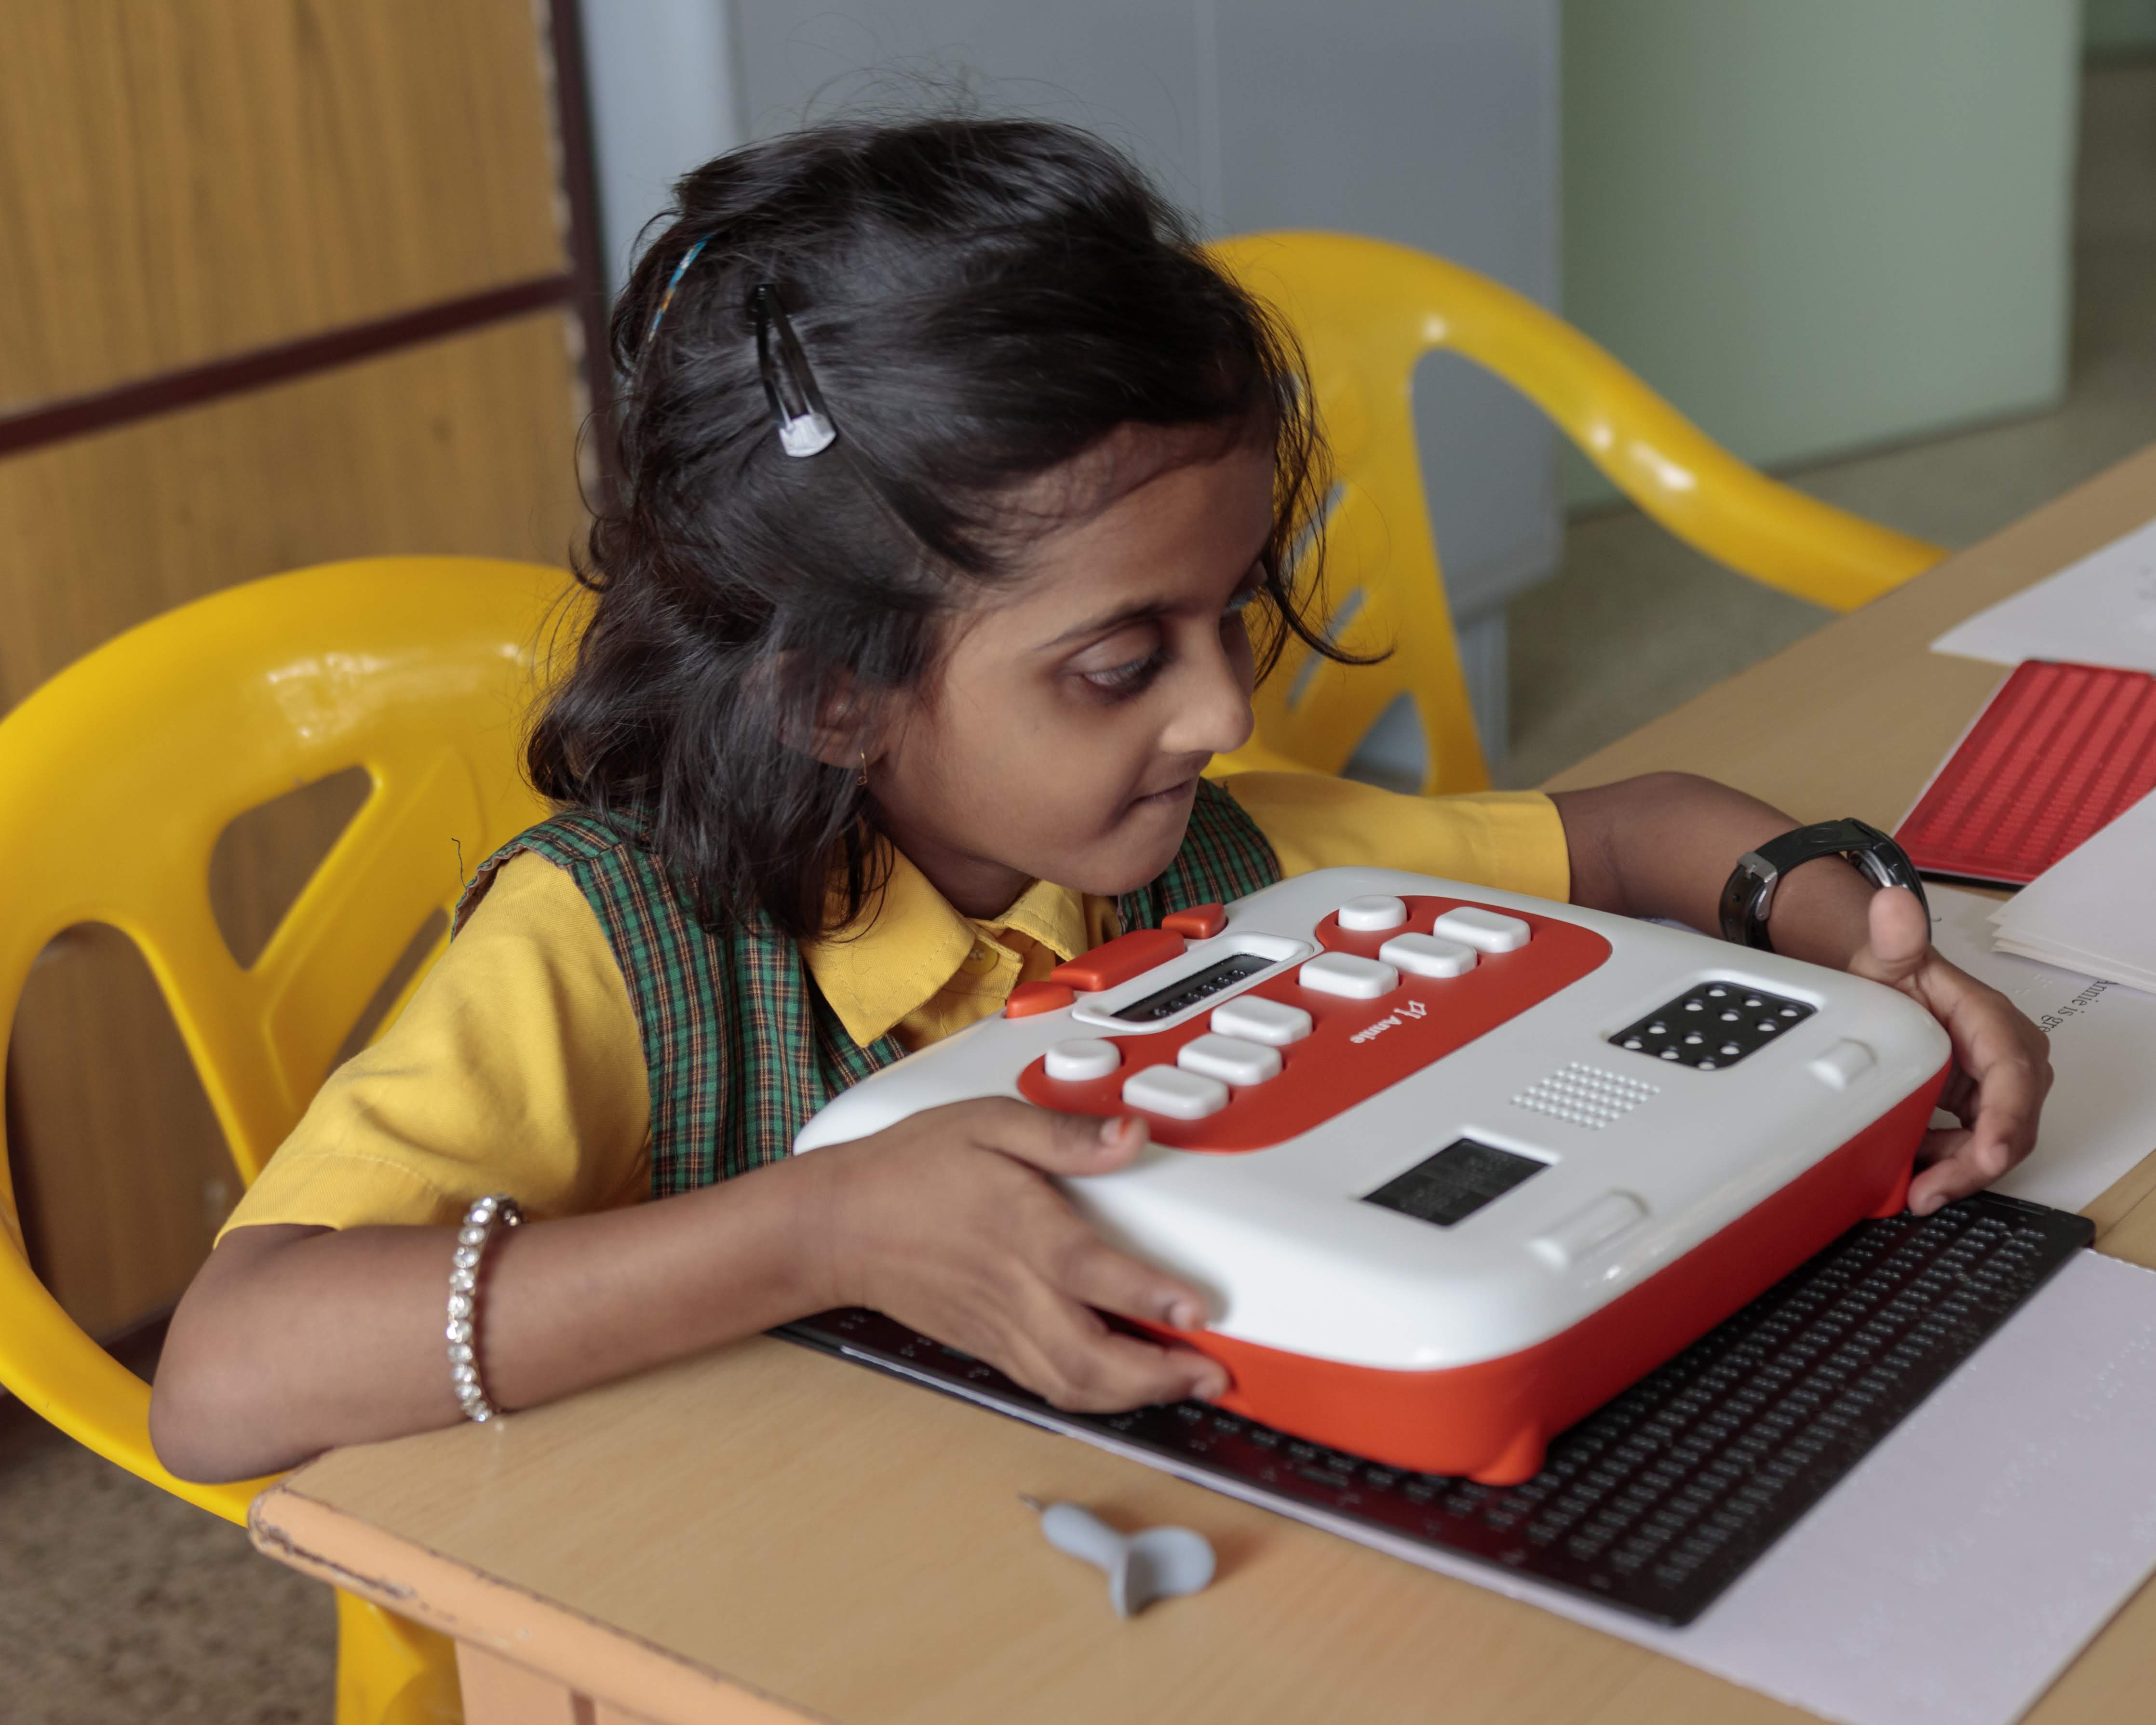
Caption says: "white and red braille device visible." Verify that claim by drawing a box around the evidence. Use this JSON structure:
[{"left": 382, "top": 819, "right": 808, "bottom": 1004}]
[{"left": 794, "top": 867, "right": 1952, "bottom": 1483}]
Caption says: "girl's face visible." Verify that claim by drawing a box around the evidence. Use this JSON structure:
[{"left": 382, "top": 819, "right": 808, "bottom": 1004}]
[{"left": 869, "top": 425, "right": 1274, "bottom": 917}]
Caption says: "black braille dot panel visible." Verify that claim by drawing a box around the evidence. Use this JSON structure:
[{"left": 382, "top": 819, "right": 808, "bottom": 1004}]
[{"left": 1610, "top": 981, "right": 1815, "bottom": 1071}]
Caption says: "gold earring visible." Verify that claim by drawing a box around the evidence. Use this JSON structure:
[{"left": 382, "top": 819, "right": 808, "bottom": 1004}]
[{"left": 857, "top": 749, "right": 869, "bottom": 789}]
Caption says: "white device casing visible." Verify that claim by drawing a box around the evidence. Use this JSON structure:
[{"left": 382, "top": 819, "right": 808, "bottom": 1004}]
[{"left": 793, "top": 869, "right": 1949, "bottom": 1375}]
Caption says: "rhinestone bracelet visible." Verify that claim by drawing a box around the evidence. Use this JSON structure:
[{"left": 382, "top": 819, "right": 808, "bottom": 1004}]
[{"left": 446, "top": 1193, "right": 524, "bottom": 1423}]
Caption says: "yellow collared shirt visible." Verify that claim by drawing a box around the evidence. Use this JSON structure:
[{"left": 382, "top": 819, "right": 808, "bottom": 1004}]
[
  {"left": 222, "top": 775, "right": 1567, "bottom": 1236},
  {"left": 804, "top": 850, "right": 1121, "bottom": 1053}
]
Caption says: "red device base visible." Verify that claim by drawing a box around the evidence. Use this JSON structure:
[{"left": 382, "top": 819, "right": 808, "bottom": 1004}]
[{"left": 1145, "top": 1061, "right": 1947, "bottom": 1485}]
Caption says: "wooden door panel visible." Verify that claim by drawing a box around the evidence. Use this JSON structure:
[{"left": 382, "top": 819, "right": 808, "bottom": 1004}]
[
  {"left": 0, "top": 0, "right": 568, "bottom": 409},
  {"left": 0, "top": 309, "right": 586, "bottom": 712}
]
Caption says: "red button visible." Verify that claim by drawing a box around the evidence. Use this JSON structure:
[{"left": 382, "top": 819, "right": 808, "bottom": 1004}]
[
  {"left": 1161, "top": 902, "right": 1227, "bottom": 940},
  {"left": 1051, "top": 928, "right": 1186, "bottom": 993},
  {"left": 1004, "top": 981, "right": 1076, "bottom": 1019}
]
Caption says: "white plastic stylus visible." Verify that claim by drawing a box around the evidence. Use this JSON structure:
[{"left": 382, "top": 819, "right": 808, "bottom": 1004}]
[{"left": 1019, "top": 1496, "right": 1216, "bottom": 1617}]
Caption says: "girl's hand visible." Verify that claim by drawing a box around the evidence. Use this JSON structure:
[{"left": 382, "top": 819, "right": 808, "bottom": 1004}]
[
  {"left": 809, "top": 1099, "right": 1231, "bottom": 1412},
  {"left": 1848, "top": 888, "right": 2053, "bottom": 1215}
]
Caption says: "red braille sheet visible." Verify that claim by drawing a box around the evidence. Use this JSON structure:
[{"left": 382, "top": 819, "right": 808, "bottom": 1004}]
[{"left": 1896, "top": 660, "right": 2156, "bottom": 886}]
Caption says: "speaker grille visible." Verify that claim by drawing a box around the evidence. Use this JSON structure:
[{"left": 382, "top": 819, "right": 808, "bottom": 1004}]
[{"left": 1511, "top": 1062, "right": 1658, "bottom": 1130}]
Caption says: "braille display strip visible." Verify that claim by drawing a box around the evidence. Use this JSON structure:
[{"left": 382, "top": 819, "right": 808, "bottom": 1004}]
[{"left": 780, "top": 1191, "right": 2091, "bottom": 1626}]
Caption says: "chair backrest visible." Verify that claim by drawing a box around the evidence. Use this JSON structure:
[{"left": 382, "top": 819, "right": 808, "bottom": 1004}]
[
  {"left": 1209, "top": 231, "right": 1945, "bottom": 793},
  {"left": 0, "top": 556, "right": 565, "bottom": 1518}
]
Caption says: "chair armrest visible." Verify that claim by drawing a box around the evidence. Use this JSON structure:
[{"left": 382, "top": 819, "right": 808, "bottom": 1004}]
[{"left": 1421, "top": 260, "right": 1947, "bottom": 612}]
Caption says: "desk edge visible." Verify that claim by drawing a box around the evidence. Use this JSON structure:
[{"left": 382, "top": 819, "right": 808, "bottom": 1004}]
[{"left": 249, "top": 1481, "right": 827, "bottom": 1725}]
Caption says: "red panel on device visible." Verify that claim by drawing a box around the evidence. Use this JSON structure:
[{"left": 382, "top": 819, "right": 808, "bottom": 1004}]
[
  {"left": 1130, "top": 1065, "right": 1942, "bottom": 1483},
  {"left": 1051, "top": 928, "right": 1186, "bottom": 993},
  {"left": 1162, "top": 902, "right": 1227, "bottom": 940},
  {"left": 1020, "top": 897, "right": 1611, "bottom": 1152},
  {"left": 1003, "top": 981, "right": 1075, "bottom": 1019},
  {"left": 1897, "top": 660, "right": 2156, "bottom": 886}
]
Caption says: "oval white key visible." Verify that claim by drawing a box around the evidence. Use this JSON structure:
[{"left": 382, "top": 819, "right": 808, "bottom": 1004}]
[
  {"left": 1177, "top": 1033, "right": 1282, "bottom": 1086},
  {"left": 1209, "top": 996, "right": 1312, "bottom": 1046},
  {"left": 1529, "top": 1193, "right": 1647, "bottom": 1271},
  {"left": 1297, "top": 952, "right": 1399, "bottom": 999},
  {"left": 1121, "top": 1065, "right": 1229, "bottom": 1120},
  {"left": 1379, "top": 932, "right": 1478, "bottom": 978},
  {"left": 1044, "top": 1038, "right": 1121, "bottom": 1082},
  {"left": 1336, "top": 893, "right": 1408, "bottom": 932},
  {"left": 1430, "top": 907, "right": 1531, "bottom": 953}
]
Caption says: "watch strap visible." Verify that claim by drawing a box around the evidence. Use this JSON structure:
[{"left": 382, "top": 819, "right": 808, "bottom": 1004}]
[{"left": 1718, "top": 818, "right": 1927, "bottom": 951}]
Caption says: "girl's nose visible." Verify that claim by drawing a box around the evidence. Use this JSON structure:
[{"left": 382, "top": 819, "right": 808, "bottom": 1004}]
[{"left": 1160, "top": 635, "right": 1256, "bottom": 761}]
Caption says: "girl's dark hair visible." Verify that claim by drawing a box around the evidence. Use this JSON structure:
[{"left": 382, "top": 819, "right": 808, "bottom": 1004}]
[{"left": 528, "top": 116, "right": 1353, "bottom": 941}]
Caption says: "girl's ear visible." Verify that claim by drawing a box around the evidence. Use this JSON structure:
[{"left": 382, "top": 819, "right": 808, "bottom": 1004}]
[{"left": 800, "top": 665, "right": 877, "bottom": 768}]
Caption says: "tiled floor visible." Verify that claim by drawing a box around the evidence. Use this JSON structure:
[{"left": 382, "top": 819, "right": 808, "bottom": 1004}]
[
  {"left": 3, "top": 54, "right": 2152, "bottom": 1725},
  {"left": 0, "top": 1335, "right": 334, "bottom": 1725}
]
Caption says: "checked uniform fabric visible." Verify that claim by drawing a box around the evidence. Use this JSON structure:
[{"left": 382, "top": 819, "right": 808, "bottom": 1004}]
[{"left": 456, "top": 780, "right": 1282, "bottom": 1196}]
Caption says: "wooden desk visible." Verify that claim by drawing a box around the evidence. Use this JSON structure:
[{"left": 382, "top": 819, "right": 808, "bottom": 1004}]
[{"left": 252, "top": 445, "right": 2156, "bottom": 1725}]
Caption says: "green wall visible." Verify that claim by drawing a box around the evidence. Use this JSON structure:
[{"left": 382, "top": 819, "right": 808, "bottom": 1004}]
[
  {"left": 2086, "top": 0, "right": 2156, "bottom": 54},
  {"left": 1562, "top": 0, "right": 2079, "bottom": 504}
]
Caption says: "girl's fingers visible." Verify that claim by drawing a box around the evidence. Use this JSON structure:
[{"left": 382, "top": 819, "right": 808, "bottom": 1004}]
[
  {"left": 1909, "top": 1062, "right": 2040, "bottom": 1215},
  {"left": 1914, "top": 1122, "right": 1971, "bottom": 1171},
  {"left": 1049, "top": 1224, "right": 1214, "bottom": 1336},
  {"left": 1877, "top": 951, "right": 2051, "bottom": 1216},
  {"left": 1909, "top": 1130, "right": 2018, "bottom": 1214},
  {"left": 951, "top": 1098, "right": 1150, "bottom": 1176},
  {"left": 1001, "top": 1283, "right": 1229, "bottom": 1411},
  {"left": 1918, "top": 973, "right": 2049, "bottom": 1159},
  {"left": 1846, "top": 887, "right": 1931, "bottom": 989}
]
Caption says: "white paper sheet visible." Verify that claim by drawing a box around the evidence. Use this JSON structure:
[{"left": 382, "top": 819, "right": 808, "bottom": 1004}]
[
  {"left": 1586, "top": 1251, "right": 2156, "bottom": 1725},
  {"left": 1981, "top": 788, "right": 2156, "bottom": 996},
  {"left": 1926, "top": 884, "right": 2156, "bottom": 1213},
  {"left": 1932, "top": 515, "right": 2156, "bottom": 671},
  {"left": 1991, "top": 937, "right": 2156, "bottom": 994},
  {"left": 960, "top": 1253, "right": 2156, "bottom": 1725}
]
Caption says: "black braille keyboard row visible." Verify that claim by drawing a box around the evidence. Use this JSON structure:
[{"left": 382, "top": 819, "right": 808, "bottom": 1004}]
[{"left": 778, "top": 1190, "right": 2090, "bottom": 1626}]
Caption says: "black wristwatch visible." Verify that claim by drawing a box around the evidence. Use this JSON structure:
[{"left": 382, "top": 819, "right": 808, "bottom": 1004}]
[{"left": 1718, "top": 818, "right": 1928, "bottom": 952}]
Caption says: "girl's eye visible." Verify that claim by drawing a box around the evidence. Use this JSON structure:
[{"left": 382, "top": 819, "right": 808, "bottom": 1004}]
[
  {"left": 1081, "top": 646, "right": 1169, "bottom": 697},
  {"left": 1072, "top": 621, "right": 1168, "bottom": 697}
]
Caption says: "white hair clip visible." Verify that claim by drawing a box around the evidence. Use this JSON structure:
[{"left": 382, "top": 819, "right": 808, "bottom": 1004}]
[{"left": 752, "top": 283, "right": 837, "bottom": 458}]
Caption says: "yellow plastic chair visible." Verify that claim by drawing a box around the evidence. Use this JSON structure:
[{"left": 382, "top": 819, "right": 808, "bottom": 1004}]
[
  {"left": 1206, "top": 231, "right": 1948, "bottom": 792},
  {"left": 0, "top": 557, "right": 570, "bottom": 1725}
]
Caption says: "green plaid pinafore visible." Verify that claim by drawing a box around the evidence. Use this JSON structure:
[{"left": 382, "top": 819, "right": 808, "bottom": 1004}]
[{"left": 454, "top": 779, "right": 1281, "bottom": 1197}]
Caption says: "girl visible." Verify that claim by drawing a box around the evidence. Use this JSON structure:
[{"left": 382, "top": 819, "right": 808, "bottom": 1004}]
[{"left": 151, "top": 118, "right": 2049, "bottom": 1483}]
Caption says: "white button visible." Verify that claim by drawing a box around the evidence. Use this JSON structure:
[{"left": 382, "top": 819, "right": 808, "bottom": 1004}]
[
  {"left": 1529, "top": 1193, "right": 1648, "bottom": 1270},
  {"left": 1379, "top": 932, "right": 1478, "bottom": 979},
  {"left": 1337, "top": 893, "right": 1408, "bottom": 932},
  {"left": 1044, "top": 1038, "right": 1121, "bottom": 1082},
  {"left": 1430, "top": 908, "right": 1532, "bottom": 953},
  {"left": 1807, "top": 1038, "right": 1875, "bottom": 1091},
  {"left": 1121, "top": 1065, "right": 1230, "bottom": 1120},
  {"left": 1210, "top": 996, "right": 1312, "bottom": 1046},
  {"left": 1298, "top": 952, "right": 1400, "bottom": 999},
  {"left": 1177, "top": 1033, "right": 1282, "bottom": 1086}
]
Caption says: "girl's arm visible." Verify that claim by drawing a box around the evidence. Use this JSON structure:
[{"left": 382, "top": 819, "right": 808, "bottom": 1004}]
[
  {"left": 1550, "top": 772, "right": 2052, "bottom": 1215},
  {"left": 151, "top": 1104, "right": 1225, "bottom": 1483}
]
